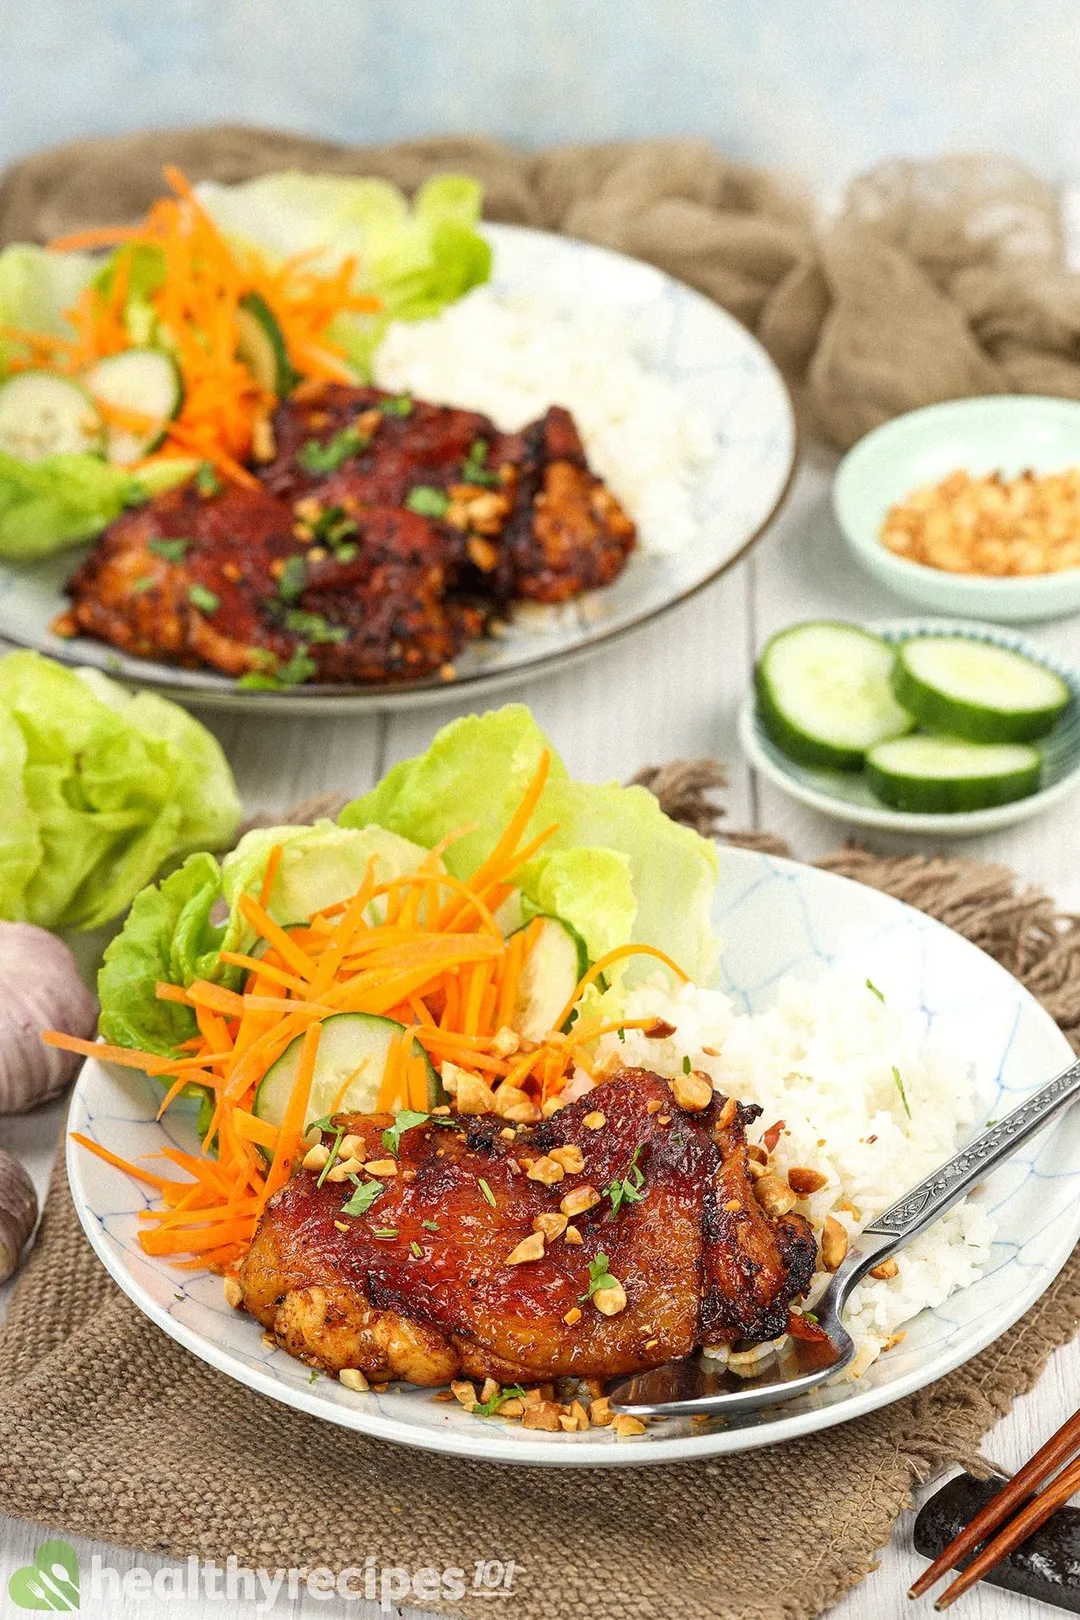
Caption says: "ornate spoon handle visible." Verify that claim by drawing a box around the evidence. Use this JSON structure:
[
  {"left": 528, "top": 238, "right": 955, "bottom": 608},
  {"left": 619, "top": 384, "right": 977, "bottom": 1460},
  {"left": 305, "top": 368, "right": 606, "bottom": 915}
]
[{"left": 864, "top": 1056, "right": 1080, "bottom": 1247}]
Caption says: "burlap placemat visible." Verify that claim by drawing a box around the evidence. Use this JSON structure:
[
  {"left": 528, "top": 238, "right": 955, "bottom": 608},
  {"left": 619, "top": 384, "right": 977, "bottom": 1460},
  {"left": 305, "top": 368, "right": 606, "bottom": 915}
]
[
  {"left": 4, "top": 126, "right": 1080, "bottom": 446},
  {"left": 4, "top": 764, "right": 1080, "bottom": 1620}
]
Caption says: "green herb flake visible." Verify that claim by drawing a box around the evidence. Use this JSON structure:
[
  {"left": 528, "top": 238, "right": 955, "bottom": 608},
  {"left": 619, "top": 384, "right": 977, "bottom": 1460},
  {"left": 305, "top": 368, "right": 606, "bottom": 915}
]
[
  {"left": 276, "top": 646, "right": 319, "bottom": 686},
  {"left": 477, "top": 1177, "right": 497, "bottom": 1208},
  {"left": 579, "top": 1251, "right": 617, "bottom": 1303},
  {"left": 380, "top": 393, "right": 413, "bottom": 418},
  {"left": 472, "top": 1383, "right": 528, "bottom": 1418},
  {"left": 174, "top": 1291, "right": 185, "bottom": 1302},
  {"left": 382, "top": 1109, "right": 430, "bottom": 1156},
  {"left": 405, "top": 484, "right": 450, "bottom": 518},
  {"left": 340, "top": 1176, "right": 385, "bottom": 1217},
  {"left": 604, "top": 1145, "right": 645, "bottom": 1217},
  {"left": 866, "top": 979, "right": 885, "bottom": 1003},
  {"left": 311, "top": 504, "right": 358, "bottom": 548},
  {"left": 276, "top": 554, "right": 307, "bottom": 602},
  {"left": 196, "top": 462, "right": 221, "bottom": 496},
  {"left": 410, "top": 1240, "right": 423, "bottom": 1259},
  {"left": 422, "top": 1218, "right": 440, "bottom": 1233},
  {"left": 617, "top": 1027, "right": 626, "bottom": 1043},
  {"left": 334, "top": 542, "right": 358, "bottom": 563},
  {"left": 316, "top": 1124, "right": 346, "bottom": 1189},
  {"left": 372, "top": 1227, "right": 398, "bottom": 1239},
  {"left": 132, "top": 574, "right": 154, "bottom": 594},
  {"left": 682, "top": 1055, "right": 691, "bottom": 1074},
  {"left": 892, "top": 1065, "right": 912, "bottom": 1119},
  {"left": 309, "top": 1369, "right": 319, "bottom": 1384},
  {"left": 284, "top": 608, "right": 348, "bottom": 644},
  {"left": 148, "top": 536, "right": 192, "bottom": 562},
  {"left": 188, "top": 583, "right": 220, "bottom": 615},
  {"left": 461, "top": 438, "right": 498, "bottom": 488},
  {"left": 297, "top": 425, "right": 369, "bottom": 475}
]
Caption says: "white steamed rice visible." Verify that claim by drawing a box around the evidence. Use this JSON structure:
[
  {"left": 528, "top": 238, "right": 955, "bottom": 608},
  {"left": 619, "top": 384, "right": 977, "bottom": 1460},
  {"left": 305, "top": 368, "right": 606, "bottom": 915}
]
[
  {"left": 583, "top": 969, "right": 996, "bottom": 1377},
  {"left": 372, "top": 286, "right": 714, "bottom": 557}
]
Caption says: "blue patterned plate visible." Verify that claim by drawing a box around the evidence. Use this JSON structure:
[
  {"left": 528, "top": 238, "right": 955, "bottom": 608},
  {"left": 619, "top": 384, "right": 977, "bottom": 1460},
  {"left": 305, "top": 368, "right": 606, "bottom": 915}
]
[
  {"left": 0, "top": 224, "right": 795, "bottom": 715},
  {"left": 67, "top": 847, "right": 1079, "bottom": 1467},
  {"left": 739, "top": 618, "right": 1080, "bottom": 836}
]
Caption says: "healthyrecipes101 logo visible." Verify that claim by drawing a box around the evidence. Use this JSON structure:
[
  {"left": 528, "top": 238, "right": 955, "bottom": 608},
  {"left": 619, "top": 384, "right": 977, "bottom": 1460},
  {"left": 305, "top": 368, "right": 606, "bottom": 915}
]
[{"left": 7, "top": 1540, "right": 80, "bottom": 1610}]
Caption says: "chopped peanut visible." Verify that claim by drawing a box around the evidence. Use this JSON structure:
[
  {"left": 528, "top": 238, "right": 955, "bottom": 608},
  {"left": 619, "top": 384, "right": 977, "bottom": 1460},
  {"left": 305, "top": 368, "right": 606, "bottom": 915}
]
[
  {"left": 450, "top": 1067, "right": 498, "bottom": 1115},
  {"left": 563, "top": 1224, "right": 584, "bottom": 1246},
  {"left": 589, "top": 1396, "right": 613, "bottom": 1426},
  {"left": 363, "top": 1158, "right": 398, "bottom": 1177},
  {"left": 560, "top": 1184, "right": 600, "bottom": 1217},
  {"left": 550, "top": 1144, "right": 585, "bottom": 1174},
  {"left": 302, "top": 1143, "right": 330, "bottom": 1172},
  {"left": 670, "top": 1071, "right": 714, "bottom": 1112},
  {"left": 563, "top": 1306, "right": 583, "bottom": 1326},
  {"left": 881, "top": 466, "right": 1080, "bottom": 577},
  {"left": 505, "top": 1231, "right": 546, "bottom": 1265},
  {"left": 534, "top": 1211, "right": 568, "bottom": 1239},
  {"left": 870, "top": 1256, "right": 899, "bottom": 1280},
  {"left": 526, "top": 1154, "right": 565, "bottom": 1186},
  {"left": 592, "top": 1280, "right": 628, "bottom": 1317},
  {"left": 788, "top": 1166, "right": 829, "bottom": 1195},
  {"left": 582, "top": 1111, "right": 606, "bottom": 1130},
  {"left": 489, "top": 1025, "right": 521, "bottom": 1058},
  {"left": 494, "top": 1084, "right": 540, "bottom": 1122},
  {"left": 522, "top": 1400, "right": 562, "bottom": 1432},
  {"left": 614, "top": 1414, "right": 647, "bottom": 1438},
  {"left": 339, "top": 1368, "right": 370, "bottom": 1392},
  {"left": 541, "top": 1097, "right": 566, "bottom": 1118},
  {"left": 717, "top": 1096, "right": 739, "bottom": 1130},
  {"left": 451, "top": 1380, "right": 478, "bottom": 1408},
  {"left": 326, "top": 1156, "right": 364, "bottom": 1182},
  {"left": 752, "top": 1173, "right": 797, "bottom": 1217},
  {"left": 223, "top": 1276, "right": 243, "bottom": 1308},
  {"left": 821, "top": 1215, "right": 849, "bottom": 1271}
]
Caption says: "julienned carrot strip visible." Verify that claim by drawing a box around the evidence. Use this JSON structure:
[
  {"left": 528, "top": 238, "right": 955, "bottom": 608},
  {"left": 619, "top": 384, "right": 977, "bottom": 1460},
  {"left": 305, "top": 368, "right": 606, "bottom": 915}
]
[
  {"left": 187, "top": 980, "right": 247, "bottom": 1018},
  {"left": 232, "top": 1110, "right": 280, "bottom": 1152},
  {"left": 551, "top": 943, "right": 690, "bottom": 1033},
  {"left": 238, "top": 893, "right": 318, "bottom": 979},
  {"left": 240, "top": 996, "right": 336, "bottom": 1016},
  {"left": 260, "top": 1021, "right": 321, "bottom": 1206},
  {"left": 307, "top": 858, "right": 378, "bottom": 1001},
  {"left": 259, "top": 844, "right": 284, "bottom": 909},
  {"left": 462, "top": 959, "right": 492, "bottom": 1037},
  {"left": 375, "top": 1030, "right": 405, "bottom": 1112},
  {"left": 69, "top": 1133, "right": 192, "bottom": 1192},
  {"left": 218, "top": 952, "right": 307, "bottom": 993},
  {"left": 407, "top": 1053, "right": 430, "bottom": 1111},
  {"left": 139, "top": 1219, "right": 257, "bottom": 1256},
  {"left": 155, "top": 981, "right": 191, "bottom": 1005}
]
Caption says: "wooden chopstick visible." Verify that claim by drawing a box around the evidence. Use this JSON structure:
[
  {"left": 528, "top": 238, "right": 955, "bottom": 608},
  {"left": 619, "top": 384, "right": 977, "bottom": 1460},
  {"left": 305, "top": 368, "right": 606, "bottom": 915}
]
[
  {"left": 933, "top": 1452, "right": 1080, "bottom": 1609},
  {"left": 910, "top": 1405, "right": 1080, "bottom": 1601}
]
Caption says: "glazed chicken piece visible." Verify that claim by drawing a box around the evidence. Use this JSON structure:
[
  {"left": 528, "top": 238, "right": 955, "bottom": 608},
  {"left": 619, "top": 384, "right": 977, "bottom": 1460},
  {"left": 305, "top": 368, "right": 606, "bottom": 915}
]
[
  {"left": 64, "top": 481, "right": 476, "bottom": 683},
  {"left": 239, "top": 1069, "right": 816, "bottom": 1387}
]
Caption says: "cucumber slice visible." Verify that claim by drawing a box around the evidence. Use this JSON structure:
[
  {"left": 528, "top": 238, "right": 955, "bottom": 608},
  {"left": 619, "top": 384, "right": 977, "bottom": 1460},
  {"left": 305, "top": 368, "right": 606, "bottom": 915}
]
[
  {"left": 253, "top": 1012, "right": 442, "bottom": 1139},
  {"left": 84, "top": 349, "right": 182, "bottom": 465},
  {"left": 756, "top": 621, "right": 914, "bottom": 770},
  {"left": 0, "top": 371, "right": 103, "bottom": 460},
  {"left": 236, "top": 293, "right": 294, "bottom": 395},
  {"left": 893, "top": 637, "right": 1071, "bottom": 743},
  {"left": 511, "top": 915, "right": 588, "bottom": 1042},
  {"left": 865, "top": 735, "right": 1041, "bottom": 813}
]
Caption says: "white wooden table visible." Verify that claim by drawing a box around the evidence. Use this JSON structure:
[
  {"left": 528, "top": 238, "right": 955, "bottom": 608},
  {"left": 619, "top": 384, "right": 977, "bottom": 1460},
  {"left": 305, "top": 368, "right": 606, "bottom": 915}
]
[{"left": 2, "top": 440, "right": 1078, "bottom": 1618}]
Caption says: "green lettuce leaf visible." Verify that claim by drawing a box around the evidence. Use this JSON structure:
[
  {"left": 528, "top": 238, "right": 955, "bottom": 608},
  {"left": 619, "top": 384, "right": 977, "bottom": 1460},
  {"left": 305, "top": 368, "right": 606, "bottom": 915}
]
[
  {"left": 0, "top": 244, "right": 96, "bottom": 375},
  {"left": 221, "top": 820, "right": 433, "bottom": 951},
  {"left": 0, "top": 448, "right": 197, "bottom": 562},
  {"left": 197, "top": 171, "right": 491, "bottom": 379},
  {"left": 340, "top": 705, "right": 720, "bottom": 982},
  {"left": 0, "top": 652, "right": 241, "bottom": 931},
  {"left": 97, "top": 852, "right": 234, "bottom": 1056}
]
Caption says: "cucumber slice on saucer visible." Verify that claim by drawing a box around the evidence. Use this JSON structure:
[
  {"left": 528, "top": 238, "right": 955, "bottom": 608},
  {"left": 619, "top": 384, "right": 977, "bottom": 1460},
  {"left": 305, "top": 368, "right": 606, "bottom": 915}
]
[
  {"left": 893, "top": 636, "right": 1070, "bottom": 743},
  {"left": 756, "top": 621, "right": 913, "bottom": 770},
  {"left": 865, "top": 735, "right": 1041, "bottom": 813}
]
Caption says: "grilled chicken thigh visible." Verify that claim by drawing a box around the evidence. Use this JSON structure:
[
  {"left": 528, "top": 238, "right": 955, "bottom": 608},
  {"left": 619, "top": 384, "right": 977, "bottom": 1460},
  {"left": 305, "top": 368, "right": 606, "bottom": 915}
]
[
  {"left": 239, "top": 1069, "right": 816, "bottom": 1387},
  {"left": 64, "top": 383, "right": 636, "bottom": 684}
]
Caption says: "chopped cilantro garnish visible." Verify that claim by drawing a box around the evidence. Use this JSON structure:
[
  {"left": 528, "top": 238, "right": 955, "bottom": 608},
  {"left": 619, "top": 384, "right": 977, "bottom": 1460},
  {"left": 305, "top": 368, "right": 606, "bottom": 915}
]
[
  {"left": 405, "top": 484, "right": 450, "bottom": 518},
  {"left": 461, "top": 438, "right": 498, "bottom": 487},
  {"left": 238, "top": 645, "right": 319, "bottom": 690},
  {"left": 148, "top": 536, "right": 192, "bottom": 562},
  {"left": 284, "top": 608, "right": 348, "bottom": 644},
  {"left": 188, "top": 583, "right": 220, "bottom": 614},
  {"left": 866, "top": 979, "right": 885, "bottom": 1003},
  {"left": 310, "top": 504, "right": 358, "bottom": 548},
  {"left": 334, "top": 542, "right": 358, "bottom": 563},
  {"left": 410, "top": 1240, "right": 423, "bottom": 1258},
  {"left": 579, "top": 1251, "right": 616, "bottom": 1302},
  {"left": 422, "top": 1218, "right": 440, "bottom": 1233},
  {"left": 316, "top": 1124, "right": 346, "bottom": 1189},
  {"left": 306, "top": 1113, "right": 336, "bottom": 1133},
  {"left": 132, "top": 575, "right": 154, "bottom": 594},
  {"left": 682, "top": 1055, "right": 692, "bottom": 1074},
  {"left": 372, "top": 1227, "right": 398, "bottom": 1239},
  {"left": 472, "top": 1383, "right": 527, "bottom": 1417},
  {"left": 297, "top": 425, "right": 369, "bottom": 474},
  {"left": 380, "top": 393, "right": 413, "bottom": 417},
  {"left": 617, "top": 1027, "right": 626, "bottom": 1043},
  {"left": 196, "top": 462, "right": 221, "bottom": 496},
  {"left": 309, "top": 1369, "right": 319, "bottom": 1383},
  {"left": 276, "top": 554, "right": 307, "bottom": 602},
  {"left": 477, "top": 1177, "right": 496, "bottom": 1208},
  {"left": 340, "top": 1176, "right": 385, "bottom": 1216},
  {"left": 892, "top": 1065, "right": 912, "bottom": 1119},
  {"left": 604, "top": 1145, "right": 645, "bottom": 1217},
  {"left": 382, "top": 1109, "right": 430, "bottom": 1156}
]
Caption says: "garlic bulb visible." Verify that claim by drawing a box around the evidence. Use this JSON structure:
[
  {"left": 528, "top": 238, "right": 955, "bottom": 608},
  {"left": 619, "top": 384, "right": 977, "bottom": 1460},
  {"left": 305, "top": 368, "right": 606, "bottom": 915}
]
[
  {"left": 0, "top": 923, "right": 97, "bottom": 1113},
  {"left": 0, "top": 1147, "right": 37, "bottom": 1282}
]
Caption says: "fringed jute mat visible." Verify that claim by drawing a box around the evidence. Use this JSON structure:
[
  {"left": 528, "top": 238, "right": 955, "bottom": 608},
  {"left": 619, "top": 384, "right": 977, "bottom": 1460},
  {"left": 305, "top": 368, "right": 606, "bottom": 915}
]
[{"left": 3, "top": 764, "right": 1080, "bottom": 1620}]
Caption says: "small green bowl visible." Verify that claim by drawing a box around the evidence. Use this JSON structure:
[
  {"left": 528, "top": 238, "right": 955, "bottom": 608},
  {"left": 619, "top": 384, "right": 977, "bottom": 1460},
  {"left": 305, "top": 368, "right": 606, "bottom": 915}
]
[{"left": 834, "top": 396, "right": 1080, "bottom": 623}]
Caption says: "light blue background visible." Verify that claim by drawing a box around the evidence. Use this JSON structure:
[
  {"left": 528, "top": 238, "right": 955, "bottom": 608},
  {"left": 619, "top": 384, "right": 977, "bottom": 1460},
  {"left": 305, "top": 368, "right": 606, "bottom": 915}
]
[{"left": 0, "top": 0, "right": 1077, "bottom": 190}]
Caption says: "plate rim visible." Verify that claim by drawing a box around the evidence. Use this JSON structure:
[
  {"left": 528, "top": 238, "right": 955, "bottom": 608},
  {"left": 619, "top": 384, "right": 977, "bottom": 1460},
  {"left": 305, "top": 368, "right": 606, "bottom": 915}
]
[
  {"left": 0, "top": 221, "right": 798, "bottom": 715},
  {"left": 66, "top": 845, "right": 1080, "bottom": 1467},
  {"left": 739, "top": 617, "right": 1080, "bottom": 836}
]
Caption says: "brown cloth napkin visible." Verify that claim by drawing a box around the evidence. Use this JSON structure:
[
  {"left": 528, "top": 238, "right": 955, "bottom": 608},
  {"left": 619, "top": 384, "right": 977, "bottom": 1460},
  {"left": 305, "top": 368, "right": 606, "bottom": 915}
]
[
  {"left": 4, "top": 127, "right": 1080, "bottom": 447},
  {"left": 4, "top": 814, "right": 1080, "bottom": 1620}
]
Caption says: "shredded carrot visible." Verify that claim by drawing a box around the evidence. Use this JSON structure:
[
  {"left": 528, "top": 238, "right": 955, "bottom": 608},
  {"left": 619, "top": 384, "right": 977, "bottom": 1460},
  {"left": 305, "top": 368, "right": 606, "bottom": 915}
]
[
  {"left": 259, "top": 844, "right": 284, "bottom": 909},
  {"left": 551, "top": 943, "right": 689, "bottom": 1032}
]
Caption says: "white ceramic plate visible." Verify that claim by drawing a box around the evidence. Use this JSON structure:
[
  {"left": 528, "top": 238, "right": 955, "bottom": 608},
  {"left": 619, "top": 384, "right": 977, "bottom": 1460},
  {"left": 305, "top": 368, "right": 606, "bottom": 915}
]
[
  {"left": 0, "top": 224, "right": 796, "bottom": 715},
  {"left": 740, "top": 618, "right": 1080, "bottom": 836},
  {"left": 68, "top": 846, "right": 1079, "bottom": 1468}
]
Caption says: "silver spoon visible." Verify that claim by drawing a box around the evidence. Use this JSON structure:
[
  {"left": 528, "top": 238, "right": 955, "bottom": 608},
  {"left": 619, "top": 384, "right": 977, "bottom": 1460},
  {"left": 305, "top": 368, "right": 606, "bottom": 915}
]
[{"left": 610, "top": 1052, "right": 1080, "bottom": 1419}]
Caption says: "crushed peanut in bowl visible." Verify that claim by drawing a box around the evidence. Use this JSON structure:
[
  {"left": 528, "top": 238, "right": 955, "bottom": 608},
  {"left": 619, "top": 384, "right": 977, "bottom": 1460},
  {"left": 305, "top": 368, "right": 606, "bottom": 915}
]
[{"left": 880, "top": 468, "right": 1080, "bottom": 577}]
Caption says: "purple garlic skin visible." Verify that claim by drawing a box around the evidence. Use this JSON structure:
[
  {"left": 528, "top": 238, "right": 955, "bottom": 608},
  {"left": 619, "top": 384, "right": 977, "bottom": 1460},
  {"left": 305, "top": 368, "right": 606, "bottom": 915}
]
[
  {"left": 0, "top": 923, "right": 98, "bottom": 1113},
  {"left": 0, "top": 1147, "right": 37, "bottom": 1282}
]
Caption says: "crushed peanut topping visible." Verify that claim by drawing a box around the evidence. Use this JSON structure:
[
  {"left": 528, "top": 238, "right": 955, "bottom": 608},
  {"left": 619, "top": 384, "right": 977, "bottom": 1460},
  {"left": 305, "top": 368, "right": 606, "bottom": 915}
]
[
  {"left": 880, "top": 466, "right": 1080, "bottom": 576},
  {"left": 550, "top": 1144, "right": 585, "bottom": 1174},
  {"left": 525, "top": 1154, "right": 565, "bottom": 1186},
  {"left": 339, "top": 1368, "right": 370, "bottom": 1393},
  {"left": 533, "top": 1211, "right": 569, "bottom": 1239},
  {"left": 362, "top": 1158, "right": 398, "bottom": 1177},
  {"left": 582, "top": 1111, "right": 606, "bottom": 1130},
  {"left": 560, "top": 1184, "right": 600, "bottom": 1218},
  {"left": 223, "top": 1276, "right": 243, "bottom": 1308},
  {"left": 670, "top": 1070, "right": 714, "bottom": 1112},
  {"left": 563, "top": 1224, "right": 584, "bottom": 1246},
  {"left": 788, "top": 1166, "right": 829, "bottom": 1195},
  {"left": 563, "top": 1306, "right": 583, "bottom": 1326},
  {"left": 505, "top": 1231, "right": 546, "bottom": 1265}
]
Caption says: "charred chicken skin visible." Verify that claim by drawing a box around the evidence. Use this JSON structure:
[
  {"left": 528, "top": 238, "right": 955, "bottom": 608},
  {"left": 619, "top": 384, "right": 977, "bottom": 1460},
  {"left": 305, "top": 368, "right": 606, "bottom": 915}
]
[
  {"left": 63, "top": 383, "right": 636, "bottom": 685},
  {"left": 239, "top": 1069, "right": 816, "bottom": 1388}
]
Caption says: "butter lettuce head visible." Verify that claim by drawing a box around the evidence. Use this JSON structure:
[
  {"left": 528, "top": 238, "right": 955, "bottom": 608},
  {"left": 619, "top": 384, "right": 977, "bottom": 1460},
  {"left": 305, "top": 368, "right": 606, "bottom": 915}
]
[
  {"left": 221, "top": 820, "right": 434, "bottom": 951},
  {"left": 340, "top": 705, "right": 720, "bottom": 983},
  {"left": 97, "top": 852, "right": 234, "bottom": 1055},
  {"left": 0, "top": 652, "right": 241, "bottom": 931},
  {"left": 0, "top": 243, "right": 96, "bottom": 375}
]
